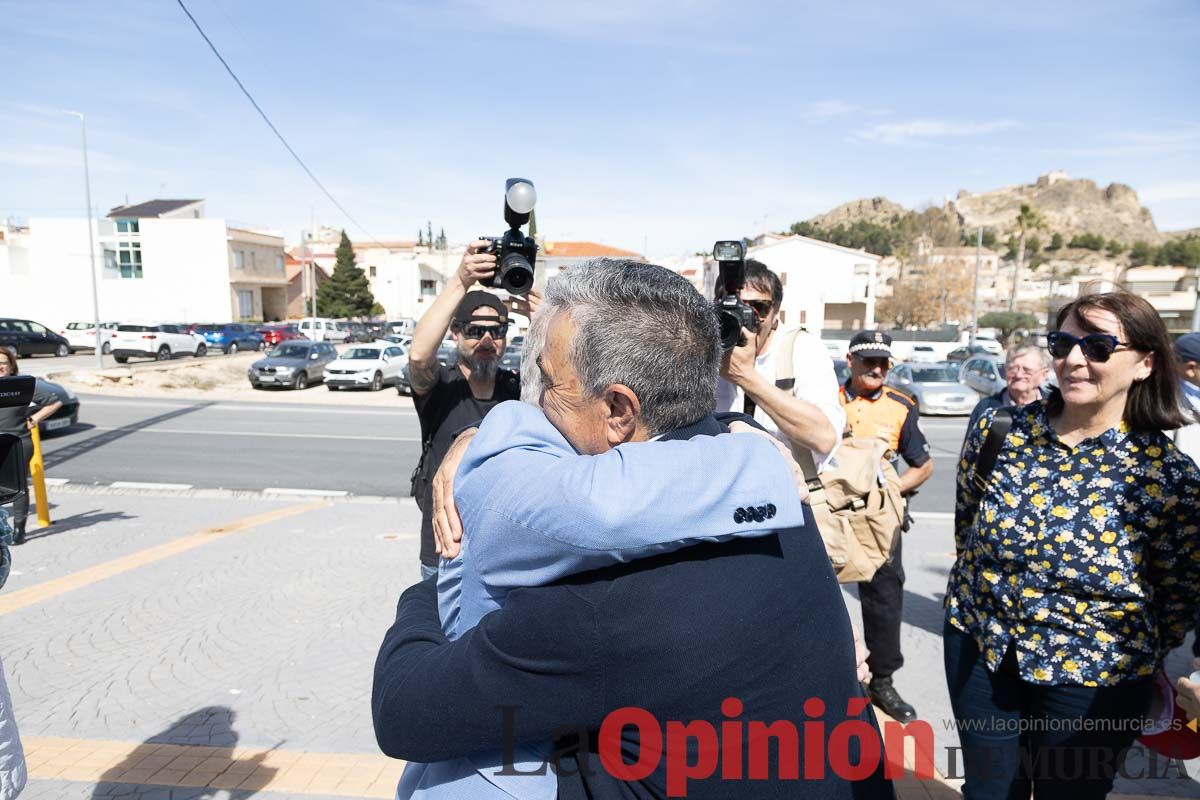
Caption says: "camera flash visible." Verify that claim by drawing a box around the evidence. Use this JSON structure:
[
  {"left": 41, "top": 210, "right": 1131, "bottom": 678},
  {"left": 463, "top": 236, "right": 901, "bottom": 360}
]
[{"left": 506, "top": 181, "right": 537, "bottom": 215}]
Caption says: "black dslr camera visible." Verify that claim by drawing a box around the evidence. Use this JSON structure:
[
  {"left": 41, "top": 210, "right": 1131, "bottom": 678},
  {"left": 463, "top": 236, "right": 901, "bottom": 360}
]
[
  {"left": 713, "top": 240, "right": 758, "bottom": 349},
  {"left": 480, "top": 178, "right": 539, "bottom": 296}
]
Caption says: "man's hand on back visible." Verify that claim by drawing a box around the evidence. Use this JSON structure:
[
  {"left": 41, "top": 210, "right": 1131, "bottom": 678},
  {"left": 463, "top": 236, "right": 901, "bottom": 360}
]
[
  {"left": 432, "top": 428, "right": 478, "bottom": 559},
  {"left": 727, "top": 420, "right": 808, "bottom": 502}
]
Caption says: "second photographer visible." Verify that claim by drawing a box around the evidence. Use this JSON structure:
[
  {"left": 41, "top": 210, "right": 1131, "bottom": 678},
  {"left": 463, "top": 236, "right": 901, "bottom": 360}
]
[{"left": 714, "top": 259, "right": 845, "bottom": 468}]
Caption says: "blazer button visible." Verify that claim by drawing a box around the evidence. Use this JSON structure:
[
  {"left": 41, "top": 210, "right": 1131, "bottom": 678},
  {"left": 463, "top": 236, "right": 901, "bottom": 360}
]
[
  {"left": 766, "top": 504, "right": 776, "bottom": 518},
  {"left": 733, "top": 508, "right": 746, "bottom": 524}
]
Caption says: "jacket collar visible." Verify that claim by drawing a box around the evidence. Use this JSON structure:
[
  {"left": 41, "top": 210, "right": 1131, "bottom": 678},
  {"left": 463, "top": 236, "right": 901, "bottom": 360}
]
[{"left": 658, "top": 414, "right": 724, "bottom": 442}]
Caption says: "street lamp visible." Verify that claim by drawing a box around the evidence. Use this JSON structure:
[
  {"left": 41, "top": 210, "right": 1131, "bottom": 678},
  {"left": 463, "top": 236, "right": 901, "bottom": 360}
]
[{"left": 64, "top": 110, "right": 103, "bottom": 369}]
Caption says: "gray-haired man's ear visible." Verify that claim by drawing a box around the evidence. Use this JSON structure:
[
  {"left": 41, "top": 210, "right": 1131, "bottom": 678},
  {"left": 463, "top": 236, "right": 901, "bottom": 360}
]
[{"left": 603, "top": 385, "right": 642, "bottom": 448}]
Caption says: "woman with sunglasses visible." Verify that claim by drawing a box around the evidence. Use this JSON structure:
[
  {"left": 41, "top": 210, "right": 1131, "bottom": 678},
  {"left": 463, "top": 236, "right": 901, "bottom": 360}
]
[{"left": 944, "top": 291, "right": 1200, "bottom": 799}]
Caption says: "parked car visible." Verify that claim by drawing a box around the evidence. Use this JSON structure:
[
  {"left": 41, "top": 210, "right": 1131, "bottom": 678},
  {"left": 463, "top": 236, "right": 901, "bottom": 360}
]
[
  {"left": 247, "top": 340, "right": 338, "bottom": 390},
  {"left": 58, "top": 321, "right": 119, "bottom": 353},
  {"left": 109, "top": 323, "right": 207, "bottom": 363},
  {"left": 297, "top": 317, "right": 349, "bottom": 343},
  {"left": 832, "top": 358, "right": 850, "bottom": 385},
  {"left": 378, "top": 333, "right": 412, "bottom": 349},
  {"left": 194, "top": 323, "right": 265, "bottom": 354},
  {"left": 324, "top": 344, "right": 408, "bottom": 391},
  {"left": 36, "top": 378, "right": 80, "bottom": 435},
  {"left": 499, "top": 346, "right": 521, "bottom": 372},
  {"left": 436, "top": 340, "right": 459, "bottom": 368},
  {"left": 345, "top": 322, "right": 374, "bottom": 343},
  {"left": 396, "top": 364, "right": 411, "bottom": 396},
  {"left": 256, "top": 324, "right": 307, "bottom": 347},
  {"left": 959, "top": 355, "right": 1007, "bottom": 397},
  {"left": 886, "top": 363, "right": 977, "bottom": 415},
  {"left": 908, "top": 345, "right": 939, "bottom": 363},
  {"left": 0, "top": 318, "right": 71, "bottom": 357},
  {"left": 945, "top": 344, "right": 997, "bottom": 363},
  {"left": 386, "top": 319, "right": 415, "bottom": 336},
  {"left": 973, "top": 335, "right": 1005, "bottom": 356}
]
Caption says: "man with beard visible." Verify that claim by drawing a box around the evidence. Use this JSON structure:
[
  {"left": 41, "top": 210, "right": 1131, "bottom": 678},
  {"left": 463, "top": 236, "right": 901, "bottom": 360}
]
[{"left": 407, "top": 242, "right": 532, "bottom": 580}]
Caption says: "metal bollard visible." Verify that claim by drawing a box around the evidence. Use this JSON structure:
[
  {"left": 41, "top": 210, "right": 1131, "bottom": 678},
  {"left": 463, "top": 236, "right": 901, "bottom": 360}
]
[{"left": 28, "top": 425, "right": 51, "bottom": 528}]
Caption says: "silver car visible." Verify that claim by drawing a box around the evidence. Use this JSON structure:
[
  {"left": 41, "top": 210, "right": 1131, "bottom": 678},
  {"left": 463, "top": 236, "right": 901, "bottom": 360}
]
[
  {"left": 247, "top": 341, "right": 338, "bottom": 390},
  {"left": 886, "top": 363, "right": 978, "bottom": 416},
  {"left": 960, "top": 355, "right": 1007, "bottom": 397}
]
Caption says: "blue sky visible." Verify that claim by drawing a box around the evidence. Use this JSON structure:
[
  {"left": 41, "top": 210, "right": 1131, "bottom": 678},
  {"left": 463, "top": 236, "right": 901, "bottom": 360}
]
[{"left": 2, "top": 0, "right": 1198, "bottom": 257}]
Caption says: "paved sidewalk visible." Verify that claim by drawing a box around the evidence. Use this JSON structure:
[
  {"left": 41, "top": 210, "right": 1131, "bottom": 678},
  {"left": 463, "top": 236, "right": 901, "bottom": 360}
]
[{"left": 2, "top": 488, "right": 1197, "bottom": 798}]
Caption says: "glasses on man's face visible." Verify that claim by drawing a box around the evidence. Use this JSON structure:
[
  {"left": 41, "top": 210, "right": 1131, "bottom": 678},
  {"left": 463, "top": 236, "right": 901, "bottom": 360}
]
[
  {"left": 463, "top": 323, "right": 507, "bottom": 340},
  {"left": 1046, "top": 331, "right": 1130, "bottom": 363},
  {"left": 745, "top": 300, "right": 774, "bottom": 321},
  {"left": 1005, "top": 365, "right": 1042, "bottom": 377}
]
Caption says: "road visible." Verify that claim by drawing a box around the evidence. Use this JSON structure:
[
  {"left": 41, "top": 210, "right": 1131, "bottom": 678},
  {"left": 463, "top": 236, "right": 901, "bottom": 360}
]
[
  {"left": 19, "top": 348, "right": 250, "bottom": 377},
  {"left": 39, "top": 394, "right": 971, "bottom": 513},
  {"left": 40, "top": 394, "right": 422, "bottom": 496}
]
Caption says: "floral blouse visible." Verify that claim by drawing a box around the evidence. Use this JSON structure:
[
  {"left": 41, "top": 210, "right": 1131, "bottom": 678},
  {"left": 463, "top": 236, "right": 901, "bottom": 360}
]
[{"left": 947, "top": 400, "right": 1200, "bottom": 686}]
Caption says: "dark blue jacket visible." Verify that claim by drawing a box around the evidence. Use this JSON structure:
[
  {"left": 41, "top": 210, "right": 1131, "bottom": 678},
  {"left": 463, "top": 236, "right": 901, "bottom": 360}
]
[{"left": 373, "top": 415, "right": 893, "bottom": 799}]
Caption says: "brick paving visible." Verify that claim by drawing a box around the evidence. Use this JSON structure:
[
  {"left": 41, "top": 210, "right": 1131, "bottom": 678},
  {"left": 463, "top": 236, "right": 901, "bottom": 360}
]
[{"left": 1, "top": 486, "right": 1197, "bottom": 798}]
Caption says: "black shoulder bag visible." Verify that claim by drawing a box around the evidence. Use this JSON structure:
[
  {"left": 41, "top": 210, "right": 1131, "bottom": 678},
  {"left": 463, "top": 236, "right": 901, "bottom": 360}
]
[{"left": 971, "top": 407, "right": 1014, "bottom": 493}]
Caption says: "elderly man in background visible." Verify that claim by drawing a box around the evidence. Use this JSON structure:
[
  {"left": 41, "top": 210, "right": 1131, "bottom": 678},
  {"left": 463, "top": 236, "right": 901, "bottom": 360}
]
[{"left": 965, "top": 345, "right": 1052, "bottom": 432}]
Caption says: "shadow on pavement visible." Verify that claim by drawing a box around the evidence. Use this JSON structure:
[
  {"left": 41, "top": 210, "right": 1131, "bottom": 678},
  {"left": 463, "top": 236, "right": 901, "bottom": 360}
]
[
  {"left": 42, "top": 401, "right": 214, "bottom": 470},
  {"left": 90, "top": 706, "right": 275, "bottom": 799},
  {"left": 28, "top": 509, "right": 136, "bottom": 539}
]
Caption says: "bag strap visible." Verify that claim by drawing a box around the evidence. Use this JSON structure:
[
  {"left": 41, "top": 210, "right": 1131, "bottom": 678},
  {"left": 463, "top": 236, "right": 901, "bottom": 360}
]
[{"left": 971, "top": 408, "right": 1013, "bottom": 493}]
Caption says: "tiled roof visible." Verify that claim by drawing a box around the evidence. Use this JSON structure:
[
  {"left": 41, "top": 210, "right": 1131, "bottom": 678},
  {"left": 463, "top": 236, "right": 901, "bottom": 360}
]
[
  {"left": 107, "top": 199, "right": 202, "bottom": 218},
  {"left": 542, "top": 241, "right": 643, "bottom": 258},
  {"left": 352, "top": 241, "right": 418, "bottom": 250}
]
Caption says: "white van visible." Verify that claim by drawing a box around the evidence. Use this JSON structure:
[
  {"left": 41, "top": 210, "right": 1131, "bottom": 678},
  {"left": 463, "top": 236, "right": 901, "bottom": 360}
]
[{"left": 297, "top": 318, "right": 348, "bottom": 343}]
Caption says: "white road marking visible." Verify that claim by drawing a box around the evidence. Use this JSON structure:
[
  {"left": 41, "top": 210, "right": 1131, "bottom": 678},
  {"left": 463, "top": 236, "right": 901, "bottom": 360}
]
[
  {"left": 110, "top": 481, "right": 194, "bottom": 491},
  {"left": 43, "top": 478, "right": 70, "bottom": 487},
  {"left": 263, "top": 487, "right": 350, "bottom": 497},
  {"left": 911, "top": 511, "right": 954, "bottom": 521},
  {"left": 78, "top": 397, "right": 417, "bottom": 415},
  {"left": 86, "top": 426, "right": 420, "bottom": 442}
]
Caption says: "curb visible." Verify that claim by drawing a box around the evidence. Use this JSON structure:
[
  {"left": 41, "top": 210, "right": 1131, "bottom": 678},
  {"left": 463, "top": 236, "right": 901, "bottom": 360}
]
[{"left": 33, "top": 479, "right": 415, "bottom": 506}]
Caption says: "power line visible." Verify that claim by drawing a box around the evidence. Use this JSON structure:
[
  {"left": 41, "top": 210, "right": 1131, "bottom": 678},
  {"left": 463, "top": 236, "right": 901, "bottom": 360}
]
[{"left": 174, "top": 0, "right": 386, "bottom": 248}]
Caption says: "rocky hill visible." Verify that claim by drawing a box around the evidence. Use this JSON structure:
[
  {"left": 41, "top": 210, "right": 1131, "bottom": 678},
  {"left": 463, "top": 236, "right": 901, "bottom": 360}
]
[{"left": 808, "top": 172, "right": 1168, "bottom": 245}]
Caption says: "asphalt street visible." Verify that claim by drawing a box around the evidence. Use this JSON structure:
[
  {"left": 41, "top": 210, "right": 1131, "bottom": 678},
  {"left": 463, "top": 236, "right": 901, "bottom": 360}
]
[
  {"left": 39, "top": 394, "right": 972, "bottom": 511},
  {"left": 39, "top": 394, "right": 422, "bottom": 497}
]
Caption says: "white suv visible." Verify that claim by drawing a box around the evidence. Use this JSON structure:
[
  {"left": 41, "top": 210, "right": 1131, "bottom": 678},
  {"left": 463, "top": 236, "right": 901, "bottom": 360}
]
[
  {"left": 297, "top": 317, "right": 348, "bottom": 343},
  {"left": 110, "top": 323, "right": 207, "bottom": 363}
]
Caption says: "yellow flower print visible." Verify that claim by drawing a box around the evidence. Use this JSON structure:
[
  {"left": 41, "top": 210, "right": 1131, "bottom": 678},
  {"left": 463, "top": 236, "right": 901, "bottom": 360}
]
[
  {"left": 1147, "top": 484, "right": 1162, "bottom": 498},
  {"left": 1023, "top": 588, "right": 1039, "bottom": 598},
  {"left": 1051, "top": 506, "right": 1072, "bottom": 519},
  {"left": 1090, "top": 506, "right": 1108, "bottom": 521},
  {"left": 1031, "top": 494, "right": 1048, "bottom": 508},
  {"left": 1099, "top": 531, "right": 1117, "bottom": 544},
  {"left": 1096, "top": 631, "right": 1114, "bottom": 643},
  {"left": 1108, "top": 571, "right": 1125, "bottom": 584},
  {"left": 1033, "top": 667, "right": 1050, "bottom": 680},
  {"left": 1147, "top": 446, "right": 1162, "bottom": 458},
  {"left": 1064, "top": 660, "right": 1080, "bottom": 673}
]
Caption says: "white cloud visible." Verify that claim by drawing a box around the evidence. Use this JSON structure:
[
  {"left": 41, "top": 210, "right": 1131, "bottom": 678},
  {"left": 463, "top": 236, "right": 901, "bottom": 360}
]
[
  {"left": 804, "top": 100, "right": 858, "bottom": 121},
  {"left": 858, "top": 118, "right": 1019, "bottom": 144}
]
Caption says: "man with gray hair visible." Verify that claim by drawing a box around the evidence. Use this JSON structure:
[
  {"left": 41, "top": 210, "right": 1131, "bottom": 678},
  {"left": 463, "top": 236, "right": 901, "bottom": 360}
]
[
  {"left": 375, "top": 260, "right": 890, "bottom": 798},
  {"left": 965, "top": 345, "right": 1052, "bottom": 432}
]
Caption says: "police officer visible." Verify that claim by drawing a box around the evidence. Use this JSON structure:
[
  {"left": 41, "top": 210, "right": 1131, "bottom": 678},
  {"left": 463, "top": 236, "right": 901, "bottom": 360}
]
[{"left": 841, "top": 330, "right": 933, "bottom": 722}]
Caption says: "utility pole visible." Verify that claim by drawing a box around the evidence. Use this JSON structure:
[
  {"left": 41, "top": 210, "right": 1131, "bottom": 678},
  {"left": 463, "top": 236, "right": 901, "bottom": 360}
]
[
  {"left": 970, "top": 226, "right": 982, "bottom": 347},
  {"left": 309, "top": 209, "right": 317, "bottom": 318},
  {"left": 1191, "top": 256, "right": 1200, "bottom": 332},
  {"left": 66, "top": 111, "right": 103, "bottom": 369},
  {"left": 1047, "top": 264, "right": 1058, "bottom": 331}
]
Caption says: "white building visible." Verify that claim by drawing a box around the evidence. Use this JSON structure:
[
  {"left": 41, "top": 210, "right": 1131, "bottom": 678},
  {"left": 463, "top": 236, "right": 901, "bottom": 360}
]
[
  {"left": 703, "top": 234, "right": 880, "bottom": 332},
  {"left": 0, "top": 199, "right": 287, "bottom": 328}
]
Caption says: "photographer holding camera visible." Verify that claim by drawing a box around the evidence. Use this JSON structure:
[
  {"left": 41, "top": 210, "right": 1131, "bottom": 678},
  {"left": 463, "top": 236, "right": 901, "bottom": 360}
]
[
  {"left": 714, "top": 257, "right": 845, "bottom": 469},
  {"left": 407, "top": 181, "right": 541, "bottom": 580}
]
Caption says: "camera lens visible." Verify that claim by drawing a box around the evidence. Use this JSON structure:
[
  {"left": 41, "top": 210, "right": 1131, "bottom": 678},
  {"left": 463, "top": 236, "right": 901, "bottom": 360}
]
[
  {"left": 498, "top": 252, "right": 533, "bottom": 295},
  {"left": 718, "top": 310, "right": 742, "bottom": 350}
]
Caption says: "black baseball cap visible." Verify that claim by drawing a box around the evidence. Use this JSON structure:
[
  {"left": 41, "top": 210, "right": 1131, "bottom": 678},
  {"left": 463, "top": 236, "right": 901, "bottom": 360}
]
[
  {"left": 453, "top": 291, "right": 508, "bottom": 326},
  {"left": 848, "top": 330, "right": 893, "bottom": 359},
  {"left": 1175, "top": 333, "right": 1200, "bottom": 363}
]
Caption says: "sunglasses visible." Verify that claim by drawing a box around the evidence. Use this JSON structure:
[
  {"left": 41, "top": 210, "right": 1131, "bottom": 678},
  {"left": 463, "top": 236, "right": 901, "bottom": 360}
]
[
  {"left": 462, "top": 323, "right": 507, "bottom": 340},
  {"left": 1046, "top": 331, "right": 1131, "bottom": 363},
  {"left": 746, "top": 300, "right": 774, "bottom": 320}
]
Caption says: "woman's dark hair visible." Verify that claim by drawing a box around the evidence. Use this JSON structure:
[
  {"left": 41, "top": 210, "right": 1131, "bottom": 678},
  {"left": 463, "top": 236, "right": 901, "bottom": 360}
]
[
  {"left": 0, "top": 347, "right": 17, "bottom": 376},
  {"left": 1054, "top": 291, "right": 1188, "bottom": 431}
]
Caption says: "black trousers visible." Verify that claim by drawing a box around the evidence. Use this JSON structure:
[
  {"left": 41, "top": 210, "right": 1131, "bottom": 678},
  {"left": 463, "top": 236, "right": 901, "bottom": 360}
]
[
  {"left": 859, "top": 533, "right": 904, "bottom": 679},
  {"left": 10, "top": 436, "right": 33, "bottom": 532}
]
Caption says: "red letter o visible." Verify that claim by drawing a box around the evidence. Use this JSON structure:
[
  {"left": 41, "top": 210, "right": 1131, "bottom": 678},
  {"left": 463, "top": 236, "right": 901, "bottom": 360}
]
[{"left": 599, "top": 707, "right": 663, "bottom": 781}]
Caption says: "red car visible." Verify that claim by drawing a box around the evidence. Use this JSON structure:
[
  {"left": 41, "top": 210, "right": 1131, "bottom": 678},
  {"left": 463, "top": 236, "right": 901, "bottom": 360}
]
[{"left": 256, "top": 324, "right": 308, "bottom": 347}]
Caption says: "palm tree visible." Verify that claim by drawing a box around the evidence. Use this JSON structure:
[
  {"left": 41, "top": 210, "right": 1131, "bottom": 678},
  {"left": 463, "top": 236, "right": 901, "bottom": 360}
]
[{"left": 1009, "top": 203, "right": 1046, "bottom": 312}]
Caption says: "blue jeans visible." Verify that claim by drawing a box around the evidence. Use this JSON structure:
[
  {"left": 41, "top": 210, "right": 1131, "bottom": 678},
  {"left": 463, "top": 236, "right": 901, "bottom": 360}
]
[
  {"left": 943, "top": 617, "right": 1152, "bottom": 800},
  {"left": 419, "top": 563, "right": 437, "bottom": 582}
]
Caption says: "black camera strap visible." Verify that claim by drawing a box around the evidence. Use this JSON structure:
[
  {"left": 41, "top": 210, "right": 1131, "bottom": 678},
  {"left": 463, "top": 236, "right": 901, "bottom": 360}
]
[{"left": 971, "top": 408, "right": 1014, "bottom": 493}]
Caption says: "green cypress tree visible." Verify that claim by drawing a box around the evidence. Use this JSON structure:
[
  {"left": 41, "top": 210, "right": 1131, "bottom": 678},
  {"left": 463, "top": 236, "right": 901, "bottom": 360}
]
[{"left": 316, "top": 230, "right": 375, "bottom": 317}]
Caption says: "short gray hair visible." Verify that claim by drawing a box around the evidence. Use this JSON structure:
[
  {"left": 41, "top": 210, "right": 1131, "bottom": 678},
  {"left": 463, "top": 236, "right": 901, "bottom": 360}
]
[
  {"left": 1006, "top": 346, "right": 1051, "bottom": 369},
  {"left": 531, "top": 258, "right": 721, "bottom": 436}
]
